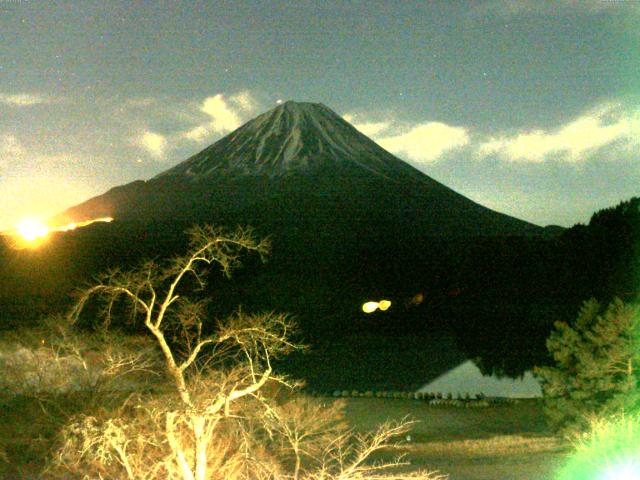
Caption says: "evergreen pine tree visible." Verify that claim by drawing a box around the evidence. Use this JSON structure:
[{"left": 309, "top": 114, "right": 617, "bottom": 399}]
[{"left": 535, "top": 298, "right": 640, "bottom": 433}]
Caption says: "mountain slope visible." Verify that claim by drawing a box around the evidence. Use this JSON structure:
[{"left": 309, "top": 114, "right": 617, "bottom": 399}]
[{"left": 57, "top": 101, "right": 541, "bottom": 238}]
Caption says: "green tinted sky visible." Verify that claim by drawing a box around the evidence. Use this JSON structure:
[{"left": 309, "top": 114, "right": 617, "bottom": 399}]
[{"left": 0, "top": 0, "right": 638, "bottom": 229}]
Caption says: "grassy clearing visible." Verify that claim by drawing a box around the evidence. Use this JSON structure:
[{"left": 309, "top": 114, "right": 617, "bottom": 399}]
[
  {"left": 339, "top": 397, "right": 570, "bottom": 480},
  {"left": 1, "top": 392, "right": 571, "bottom": 479},
  {"left": 406, "top": 434, "right": 561, "bottom": 457}
]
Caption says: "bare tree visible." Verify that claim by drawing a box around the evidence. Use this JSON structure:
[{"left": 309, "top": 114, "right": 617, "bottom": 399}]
[
  {"left": 49, "top": 225, "right": 445, "bottom": 480},
  {"left": 58, "top": 225, "right": 297, "bottom": 479}
]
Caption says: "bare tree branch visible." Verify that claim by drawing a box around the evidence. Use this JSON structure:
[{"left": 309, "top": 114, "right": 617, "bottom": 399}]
[{"left": 52, "top": 224, "right": 443, "bottom": 480}]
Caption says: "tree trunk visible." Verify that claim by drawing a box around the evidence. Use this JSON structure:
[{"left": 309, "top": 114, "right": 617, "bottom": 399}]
[
  {"left": 192, "top": 415, "right": 209, "bottom": 480},
  {"left": 166, "top": 411, "right": 196, "bottom": 480}
]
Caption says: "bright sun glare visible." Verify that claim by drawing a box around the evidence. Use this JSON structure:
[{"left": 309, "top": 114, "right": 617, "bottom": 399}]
[
  {"left": 7, "top": 216, "right": 114, "bottom": 247},
  {"left": 16, "top": 218, "right": 49, "bottom": 242},
  {"left": 599, "top": 459, "right": 640, "bottom": 480}
]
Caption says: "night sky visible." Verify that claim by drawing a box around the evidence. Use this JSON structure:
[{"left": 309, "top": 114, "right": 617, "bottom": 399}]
[{"left": 1, "top": 0, "right": 638, "bottom": 230}]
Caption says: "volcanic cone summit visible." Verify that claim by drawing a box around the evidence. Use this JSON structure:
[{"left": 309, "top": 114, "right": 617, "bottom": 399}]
[{"left": 157, "top": 101, "right": 420, "bottom": 179}]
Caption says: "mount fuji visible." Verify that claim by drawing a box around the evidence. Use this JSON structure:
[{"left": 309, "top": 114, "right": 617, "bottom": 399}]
[{"left": 57, "top": 101, "right": 540, "bottom": 239}]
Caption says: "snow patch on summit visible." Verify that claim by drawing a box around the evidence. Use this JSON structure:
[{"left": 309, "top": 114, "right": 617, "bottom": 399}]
[{"left": 157, "top": 101, "right": 423, "bottom": 179}]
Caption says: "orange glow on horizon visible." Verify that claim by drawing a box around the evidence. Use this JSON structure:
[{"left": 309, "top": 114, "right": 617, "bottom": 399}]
[
  {"left": 52, "top": 217, "right": 114, "bottom": 233},
  {"left": 2, "top": 216, "right": 114, "bottom": 249}
]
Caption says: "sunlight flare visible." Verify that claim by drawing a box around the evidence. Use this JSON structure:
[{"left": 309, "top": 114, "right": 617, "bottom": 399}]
[
  {"left": 53, "top": 217, "right": 114, "bottom": 233},
  {"left": 556, "top": 414, "right": 640, "bottom": 480},
  {"left": 3, "top": 216, "right": 114, "bottom": 248},
  {"left": 16, "top": 218, "right": 49, "bottom": 242},
  {"left": 599, "top": 460, "right": 640, "bottom": 480}
]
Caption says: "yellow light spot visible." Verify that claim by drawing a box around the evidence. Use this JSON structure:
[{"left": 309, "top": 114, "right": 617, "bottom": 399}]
[
  {"left": 16, "top": 218, "right": 49, "bottom": 242},
  {"left": 362, "top": 301, "right": 380, "bottom": 314},
  {"left": 378, "top": 300, "right": 391, "bottom": 311},
  {"left": 362, "top": 299, "right": 392, "bottom": 314}
]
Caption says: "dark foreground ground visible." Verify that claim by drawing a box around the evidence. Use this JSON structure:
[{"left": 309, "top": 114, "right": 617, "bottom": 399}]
[
  {"left": 340, "top": 397, "right": 569, "bottom": 480},
  {"left": 0, "top": 392, "right": 568, "bottom": 479}
]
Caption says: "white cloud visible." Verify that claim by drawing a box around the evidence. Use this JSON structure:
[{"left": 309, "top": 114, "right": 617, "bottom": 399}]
[
  {"left": 343, "top": 114, "right": 391, "bottom": 137},
  {"left": 182, "top": 92, "right": 257, "bottom": 143},
  {"left": 135, "top": 130, "right": 168, "bottom": 159},
  {"left": 0, "top": 93, "right": 52, "bottom": 106},
  {"left": 355, "top": 121, "right": 391, "bottom": 137},
  {"left": 201, "top": 94, "right": 242, "bottom": 133},
  {"left": 478, "top": 103, "right": 640, "bottom": 162},
  {"left": 342, "top": 112, "right": 469, "bottom": 163},
  {"left": 377, "top": 122, "right": 470, "bottom": 164}
]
